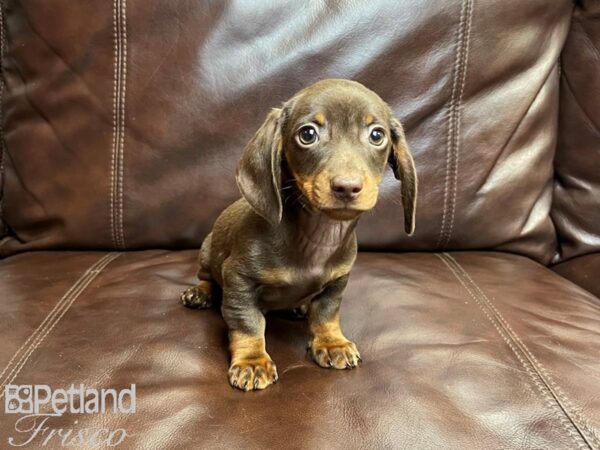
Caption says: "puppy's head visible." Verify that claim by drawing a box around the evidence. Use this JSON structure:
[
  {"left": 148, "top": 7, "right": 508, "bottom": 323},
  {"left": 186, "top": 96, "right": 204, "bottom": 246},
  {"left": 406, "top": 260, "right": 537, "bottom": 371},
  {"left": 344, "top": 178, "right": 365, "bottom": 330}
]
[{"left": 236, "top": 79, "right": 417, "bottom": 234}]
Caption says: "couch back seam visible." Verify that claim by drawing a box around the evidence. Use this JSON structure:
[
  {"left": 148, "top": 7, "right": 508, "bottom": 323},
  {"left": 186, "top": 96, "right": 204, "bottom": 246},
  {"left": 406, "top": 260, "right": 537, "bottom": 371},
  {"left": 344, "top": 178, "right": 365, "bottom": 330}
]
[
  {"left": 110, "top": 0, "right": 127, "bottom": 250},
  {"left": 437, "top": 0, "right": 474, "bottom": 250}
]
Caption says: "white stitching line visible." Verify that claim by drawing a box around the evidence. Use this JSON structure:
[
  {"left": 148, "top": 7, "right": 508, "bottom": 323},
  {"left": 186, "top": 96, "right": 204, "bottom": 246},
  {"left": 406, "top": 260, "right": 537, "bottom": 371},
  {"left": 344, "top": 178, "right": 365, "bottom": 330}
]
[
  {"left": 116, "top": 0, "right": 124, "bottom": 249},
  {"left": 0, "top": 253, "right": 120, "bottom": 398},
  {"left": 446, "top": 253, "right": 600, "bottom": 448},
  {"left": 436, "top": 254, "right": 589, "bottom": 449},
  {"left": 443, "top": 254, "right": 598, "bottom": 449},
  {"left": 0, "top": 270, "right": 99, "bottom": 389},
  {"left": 438, "top": 0, "right": 473, "bottom": 249},
  {"left": 110, "top": 0, "right": 119, "bottom": 249},
  {"left": 444, "top": 0, "right": 473, "bottom": 248},
  {"left": 0, "top": 263, "right": 96, "bottom": 382},
  {"left": 438, "top": 1, "right": 463, "bottom": 248},
  {"left": 0, "top": 254, "right": 120, "bottom": 391},
  {"left": 111, "top": 0, "right": 126, "bottom": 250},
  {"left": 437, "top": 0, "right": 465, "bottom": 249},
  {"left": 116, "top": 0, "right": 122, "bottom": 249},
  {"left": 117, "top": 0, "right": 127, "bottom": 249}
]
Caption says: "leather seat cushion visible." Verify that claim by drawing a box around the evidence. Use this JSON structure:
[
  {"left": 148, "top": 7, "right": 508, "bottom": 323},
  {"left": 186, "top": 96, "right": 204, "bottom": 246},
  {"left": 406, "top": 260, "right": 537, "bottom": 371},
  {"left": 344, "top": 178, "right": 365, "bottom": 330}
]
[{"left": 0, "top": 251, "right": 598, "bottom": 449}]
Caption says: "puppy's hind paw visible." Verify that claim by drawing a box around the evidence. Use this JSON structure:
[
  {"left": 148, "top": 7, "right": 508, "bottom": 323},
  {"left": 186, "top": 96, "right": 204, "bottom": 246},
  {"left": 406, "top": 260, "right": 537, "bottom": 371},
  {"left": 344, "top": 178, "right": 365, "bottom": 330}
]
[{"left": 180, "top": 282, "right": 213, "bottom": 309}]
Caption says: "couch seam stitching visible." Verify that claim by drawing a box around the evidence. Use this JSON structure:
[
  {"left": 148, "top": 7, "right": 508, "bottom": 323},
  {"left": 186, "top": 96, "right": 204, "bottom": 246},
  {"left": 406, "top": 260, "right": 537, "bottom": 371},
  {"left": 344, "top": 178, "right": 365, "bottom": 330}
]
[
  {"left": 117, "top": 0, "right": 127, "bottom": 249},
  {"left": 436, "top": 253, "right": 590, "bottom": 450},
  {"left": 437, "top": 0, "right": 473, "bottom": 249},
  {"left": 0, "top": 275, "right": 96, "bottom": 386},
  {"left": 111, "top": 0, "right": 126, "bottom": 250},
  {"left": 443, "top": 0, "right": 473, "bottom": 249},
  {"left": 437, "top": 0, "right": 463, "bottom": 249},
  {"left": 446, "top": 253, "right": 600, "bottom": 448},
  {"left": 0, "top": 253, "right": 120, "bottom": 397},
  {"left": 110, "top": 0, "right": 118, "bottom": 249}
]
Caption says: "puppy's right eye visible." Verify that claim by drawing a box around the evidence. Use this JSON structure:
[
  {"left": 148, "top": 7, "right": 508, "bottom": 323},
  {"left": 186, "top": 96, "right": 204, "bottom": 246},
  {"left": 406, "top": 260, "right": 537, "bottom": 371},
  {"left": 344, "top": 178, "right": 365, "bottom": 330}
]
[
  {"left": 368, "top": 126, "right": 386, "bottom": 146},
  {"left": 296, "top": 125, "right": 319, "bottom": 147}
]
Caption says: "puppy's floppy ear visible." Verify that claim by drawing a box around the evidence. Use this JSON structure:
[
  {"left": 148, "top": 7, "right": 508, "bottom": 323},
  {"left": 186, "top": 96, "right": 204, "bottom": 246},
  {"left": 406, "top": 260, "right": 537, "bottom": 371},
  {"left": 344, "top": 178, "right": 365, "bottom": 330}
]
[
  {"left": 389, "top": 118, "right": 418, "bottom": 235},
  {"left": 236, "top": 108, "right": 284, "bottom": 225}
]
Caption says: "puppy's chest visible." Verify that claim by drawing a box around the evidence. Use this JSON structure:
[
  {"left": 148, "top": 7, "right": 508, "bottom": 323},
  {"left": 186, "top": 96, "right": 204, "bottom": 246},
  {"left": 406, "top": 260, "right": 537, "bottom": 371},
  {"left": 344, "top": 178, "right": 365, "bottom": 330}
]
[{"left": 256, "top": 249, "right": 350, "bottom": 309}]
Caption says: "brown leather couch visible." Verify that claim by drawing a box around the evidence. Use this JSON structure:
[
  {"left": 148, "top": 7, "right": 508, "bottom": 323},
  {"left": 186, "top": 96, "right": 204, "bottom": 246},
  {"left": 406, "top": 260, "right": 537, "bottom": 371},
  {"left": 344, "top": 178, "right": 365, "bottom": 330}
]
[{"left": 1, "top": 1, "right": 599, "bottom": 449}]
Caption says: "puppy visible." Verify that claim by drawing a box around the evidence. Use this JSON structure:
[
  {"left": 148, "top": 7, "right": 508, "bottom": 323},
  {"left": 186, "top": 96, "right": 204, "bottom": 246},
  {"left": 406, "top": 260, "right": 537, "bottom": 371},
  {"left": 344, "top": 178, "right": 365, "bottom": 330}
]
[{"left": 181, "top": 79, "right": 417, "bottom": 391}]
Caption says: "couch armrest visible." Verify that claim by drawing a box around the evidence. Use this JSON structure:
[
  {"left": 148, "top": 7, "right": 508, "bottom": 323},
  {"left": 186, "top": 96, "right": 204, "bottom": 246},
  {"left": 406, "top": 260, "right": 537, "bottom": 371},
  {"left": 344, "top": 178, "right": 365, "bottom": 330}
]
[{"left": 552, "top": 253, "right": 600, "bottom": 298}]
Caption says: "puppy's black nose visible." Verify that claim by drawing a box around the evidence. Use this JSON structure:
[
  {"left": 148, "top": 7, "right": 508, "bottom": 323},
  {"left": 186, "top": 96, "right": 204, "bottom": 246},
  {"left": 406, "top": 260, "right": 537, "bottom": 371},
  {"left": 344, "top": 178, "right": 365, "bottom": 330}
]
[{"left": 330, "top": 176, "right": 363, "bottom": 201}]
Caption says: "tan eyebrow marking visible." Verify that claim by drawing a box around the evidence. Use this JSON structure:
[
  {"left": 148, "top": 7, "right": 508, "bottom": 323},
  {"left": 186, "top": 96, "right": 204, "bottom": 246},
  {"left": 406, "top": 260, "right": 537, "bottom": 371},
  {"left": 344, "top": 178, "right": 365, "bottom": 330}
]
[
  {"left": 365, "top": 114, "right": 374, "bottom": 126},
  {"left": 314, "top": 112, "right": 326, "bottom": 126}
]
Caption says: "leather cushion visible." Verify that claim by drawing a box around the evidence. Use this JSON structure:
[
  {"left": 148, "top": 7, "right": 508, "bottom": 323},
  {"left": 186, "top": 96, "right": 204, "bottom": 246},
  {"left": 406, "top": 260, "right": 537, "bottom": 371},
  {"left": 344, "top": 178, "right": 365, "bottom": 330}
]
[{"left": 1, "top": 250, "right": 598, "bottom": 448}]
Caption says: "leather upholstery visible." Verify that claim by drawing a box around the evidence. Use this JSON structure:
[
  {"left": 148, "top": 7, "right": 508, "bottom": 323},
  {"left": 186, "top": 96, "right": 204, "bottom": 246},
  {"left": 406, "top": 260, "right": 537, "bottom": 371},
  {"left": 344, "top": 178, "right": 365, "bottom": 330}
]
[
  {"left": 1, "top": 1, "right": 599, "bottom": 449},
  {"left": 0, "top": 251, "right": 599, "bottom": 449},
  {"left": 553, "top": 252, "right": 600, "bottom": 298},
  {"left": 0, "top": 0, "right": 573, "bottom": 263},
  {"left": 552, "top": 0, "right": 600, "bottom": 263}
]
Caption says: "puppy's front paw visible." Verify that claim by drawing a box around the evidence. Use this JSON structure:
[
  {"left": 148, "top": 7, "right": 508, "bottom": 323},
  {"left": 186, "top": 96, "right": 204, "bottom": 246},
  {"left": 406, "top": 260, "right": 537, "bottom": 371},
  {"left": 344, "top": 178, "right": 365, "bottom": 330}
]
[
  {"left": 308, "top": 340, "right": 361, "bottom": 369},
  {"left": 228, "top": 355, "right": 278, "bottom": 391},
  {"left": 180, "top": 282, "right": 212, "bottom": 309}
]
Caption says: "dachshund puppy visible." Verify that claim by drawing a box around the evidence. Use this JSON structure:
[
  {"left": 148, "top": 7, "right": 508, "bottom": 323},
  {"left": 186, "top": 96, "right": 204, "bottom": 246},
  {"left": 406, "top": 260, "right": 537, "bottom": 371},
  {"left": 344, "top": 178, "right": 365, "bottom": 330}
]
[{"left": 181, "top": 79, "right": 417, "bottom": 391}]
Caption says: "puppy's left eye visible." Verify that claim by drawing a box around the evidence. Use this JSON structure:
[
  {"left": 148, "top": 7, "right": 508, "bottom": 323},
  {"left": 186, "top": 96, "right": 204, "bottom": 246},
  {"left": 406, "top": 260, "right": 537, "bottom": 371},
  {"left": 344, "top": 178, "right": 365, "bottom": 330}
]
[
  {"left": 369, "top": 127, "right": 386, "bottom": 146},
  {"left": 296, "top": 125, "right": 319, "bottom": 147}
]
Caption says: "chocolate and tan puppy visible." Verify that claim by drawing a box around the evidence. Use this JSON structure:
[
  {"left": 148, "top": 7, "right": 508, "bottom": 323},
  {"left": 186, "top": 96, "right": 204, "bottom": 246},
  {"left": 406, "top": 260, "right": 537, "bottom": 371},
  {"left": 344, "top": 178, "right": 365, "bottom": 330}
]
[{"left": 181, "top": 79, "right": 417, "bottom": 391}]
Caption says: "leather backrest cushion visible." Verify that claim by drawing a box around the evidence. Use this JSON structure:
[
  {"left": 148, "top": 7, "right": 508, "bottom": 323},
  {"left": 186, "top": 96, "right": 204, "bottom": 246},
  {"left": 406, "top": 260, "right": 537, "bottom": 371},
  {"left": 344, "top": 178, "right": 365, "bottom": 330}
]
[
  {"left": 552, "top": 0, "right": 600, "bottom": 263},
  {"left": 0, "top": 0, "right": 572, "bottom": 262}
]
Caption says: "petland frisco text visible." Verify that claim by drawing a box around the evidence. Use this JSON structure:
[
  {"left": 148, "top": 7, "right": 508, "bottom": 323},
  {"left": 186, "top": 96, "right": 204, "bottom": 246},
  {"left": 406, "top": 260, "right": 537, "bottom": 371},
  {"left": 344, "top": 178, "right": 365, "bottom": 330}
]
[{"left": 4, "top": 384, "right": 136, "bottom": 447}]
